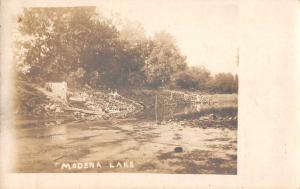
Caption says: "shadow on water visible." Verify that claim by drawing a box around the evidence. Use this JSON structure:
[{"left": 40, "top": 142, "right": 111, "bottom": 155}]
[
  {"left": 136, "top": 100, "right": 237, "bottom": 122},
  {"left": 175, "top": 106, "right": 238, "bottom": 120}
]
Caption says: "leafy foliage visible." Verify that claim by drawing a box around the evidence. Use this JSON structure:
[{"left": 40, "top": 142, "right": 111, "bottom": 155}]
[
  {"left": 15, "top": 7, "right": 237, "bottom": 93},
  {"left": 144, "top": 32, "right": 187, "bottom": 87}
]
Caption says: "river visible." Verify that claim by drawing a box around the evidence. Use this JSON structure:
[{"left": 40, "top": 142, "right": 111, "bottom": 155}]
[{"left": 14, "top": 95, "right": 237, "bottom": 174}]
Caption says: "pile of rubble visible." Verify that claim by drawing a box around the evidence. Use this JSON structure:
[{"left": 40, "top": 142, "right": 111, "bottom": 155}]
[
  {"left": 44, "top": 102, "right": 64, "bottom": 113},
  {"left": 16, "top": 94, "right": 67, "bottom": 117},
  {"left": 16, "top": 82, "right": 144, "bottom": 121},
  {"left": 67, "top": 89, "right": 144, "bottom": 121}
]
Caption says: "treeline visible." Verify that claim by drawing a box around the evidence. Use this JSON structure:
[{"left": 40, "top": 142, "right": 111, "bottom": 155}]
[
  {"left": 171, "top": 67, "right": 238, "bottom": 93},
  {"left": 16, "top": 7, "right": 238, "bottom": 93}
]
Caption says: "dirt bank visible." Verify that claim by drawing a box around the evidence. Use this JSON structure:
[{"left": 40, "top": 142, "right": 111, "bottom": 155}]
[{"left": 16, "top": 82, "right": 237, "bottom": 124}]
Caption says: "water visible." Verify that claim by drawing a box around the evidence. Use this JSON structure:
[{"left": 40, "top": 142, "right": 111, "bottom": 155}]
[{"left": 13, "top": 95, "right": 237, "bottom": 173}]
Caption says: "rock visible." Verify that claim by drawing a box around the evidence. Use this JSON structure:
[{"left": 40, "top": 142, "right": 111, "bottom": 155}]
[
  {"left": 49, "top": 104, "right": 57, "bottom": 111},
  {"left": 85, "top": 101, "right": 94, "bottom": 105},
  {"left": 69, "top": 96, "right": 86, "bottom": 103},
  {"left": 73, "top": 112, "right": 81, "bottom": 118},
  {"left": 35, "top": 109, "right": 42, "bottom": 114},
  {"left": 86, "top": 116, "right": 96, "bottom": 121},
  {"left": 174, "top": 147, "right": 183, "bottom": 153},
  {"left": 84, "top": 84, "right": 92, "bottom": 89},
  {"left": 55, "top": 120, "right": 62, "bottom": 125},
  {"left": 199, "top": 116, "right": 209, "bottom": 121},
  {"left": 209, "top": 113, "right": 217, "bottom": 120},
  {"left": 44, "top": 104, "right": 50, "bottom": 111},
  {"left": 55, "top": 107, "right": 63, "bottom": 113}
]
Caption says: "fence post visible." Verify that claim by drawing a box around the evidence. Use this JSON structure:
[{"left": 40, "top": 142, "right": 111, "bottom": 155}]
[{"left": 155, "top": 95, "right": 158, "bottom": 124}]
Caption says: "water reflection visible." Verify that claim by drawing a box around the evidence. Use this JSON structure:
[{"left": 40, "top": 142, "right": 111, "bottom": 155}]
[
  {"left": 153, "top": 101, "right": 236, "bottom": 122},
  {"left": 16, "top": 119, "right": 72, "bottom": 142}
]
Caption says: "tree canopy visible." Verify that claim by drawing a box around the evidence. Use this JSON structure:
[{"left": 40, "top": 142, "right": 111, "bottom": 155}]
[{"left": 15, "top": 7, "right": 238, "bottom": 93}]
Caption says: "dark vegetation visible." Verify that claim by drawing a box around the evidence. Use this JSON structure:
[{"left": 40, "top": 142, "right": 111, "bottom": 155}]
[{"left": 15, "top": 7, "right": 238, "bottom": 93}]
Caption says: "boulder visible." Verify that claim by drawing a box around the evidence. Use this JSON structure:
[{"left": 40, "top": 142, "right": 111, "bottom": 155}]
[{"left": 174, "top": 147, "right": 183, "bottom": 153}]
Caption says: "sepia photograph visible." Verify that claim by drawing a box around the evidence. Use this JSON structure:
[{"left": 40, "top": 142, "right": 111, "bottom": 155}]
[{"left": 12, "top": 1, "right": 238, "bottom": 174}]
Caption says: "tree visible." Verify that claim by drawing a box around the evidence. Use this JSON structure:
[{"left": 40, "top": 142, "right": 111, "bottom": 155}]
[
  {"left": 118, "top": 19, "right": 147, "bottom": 42},
  {"left": 16, "top": 7, "right": 119, "bottom": 84},
  {"left": 16, "top": 7, "right": 202, "bottom": 90},
  {"left": 144, "top": 32, "right": 187, "bottom": 87}
]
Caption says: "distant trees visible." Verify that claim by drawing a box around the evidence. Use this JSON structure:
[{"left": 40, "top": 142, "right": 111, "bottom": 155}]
[
  {"left": 171, "top": 66, "right": 210, "bottom": 90},
  {"left": 207, "top": 73, "right": 238, "bottom": 93},
  {"left": 170, "top": 67, "right": 238, "bottom": 93},
  {"left": 16, "top": 7, "right": 238, "bottom": 94}
]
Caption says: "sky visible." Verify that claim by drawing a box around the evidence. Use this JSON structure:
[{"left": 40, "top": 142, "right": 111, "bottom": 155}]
[
  {"left": 96, "top": 0, "right": 238, "bottom": 74},
  {"left": 12, "top": 0, "right": 238, "bottom": 74}
]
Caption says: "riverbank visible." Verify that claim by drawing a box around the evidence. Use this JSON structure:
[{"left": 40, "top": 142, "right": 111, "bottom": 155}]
[
  {"left": 15, "top": 82, "right": 238, "bottom": 132},
  {"left": 15, "top": 82, "right": 144, "bottom": 121}
]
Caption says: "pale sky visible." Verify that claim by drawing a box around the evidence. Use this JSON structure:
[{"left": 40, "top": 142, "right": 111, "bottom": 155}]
[
  {"left": 96, "top": 0, "right": 238, "bottom": 74},
  {"left": 14, "top": 0, "right": 238, "bottom": 74}
]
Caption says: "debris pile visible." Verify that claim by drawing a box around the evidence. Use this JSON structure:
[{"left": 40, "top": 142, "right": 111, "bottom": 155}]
[
  {"left": 16, "top": 82, "right": 144, "bottom": 120},
  {"left": 67, "top": 89, "right": 144, "bottom": 120}
]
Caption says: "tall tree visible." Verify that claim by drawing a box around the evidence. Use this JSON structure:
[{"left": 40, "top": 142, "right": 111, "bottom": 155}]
[
  {"left": 144, "top": 32, "right": 187, "bottom": 87},
  {"left": 16, "top": 7, "right": 119, "bottom": 84}
]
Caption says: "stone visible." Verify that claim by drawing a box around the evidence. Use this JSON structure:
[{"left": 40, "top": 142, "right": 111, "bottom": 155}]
[
  {"left": 69, "top": 96, "right": 86, "bottom": 103},
  {"left": 49, "top": 104, "right": 57, "bottom": 111},
  {"left": 55, "top": 107, "right": 63, "bottom": 113},
  {"left": 209, "top": 113, "right": 217, "bottom": 120},
  {"left": 199, "top": 116, "right": 209, "bottom": 121},
  {"left": 174, "top": 147, "right": 183, "bottom": 153}
]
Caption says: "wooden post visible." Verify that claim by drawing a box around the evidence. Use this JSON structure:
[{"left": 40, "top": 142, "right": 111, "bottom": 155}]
[{"left": 155, "top": 95, "right": 158, "bottom": 124}]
